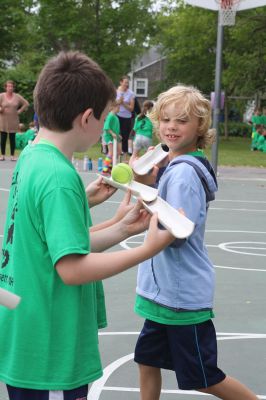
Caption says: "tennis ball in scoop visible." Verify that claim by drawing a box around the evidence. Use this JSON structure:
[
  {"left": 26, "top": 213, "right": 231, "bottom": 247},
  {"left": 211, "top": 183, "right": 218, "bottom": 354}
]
[{"left": 111, "top": 163, "right": 134, "bottom": 184}]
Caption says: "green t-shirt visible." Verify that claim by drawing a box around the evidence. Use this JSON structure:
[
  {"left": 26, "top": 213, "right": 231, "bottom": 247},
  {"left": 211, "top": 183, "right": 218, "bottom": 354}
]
[
  {"left": 257, "top": 134, "right": 265, "bottom": 151},
  {"left": 251, "top": 115, "right": 263, "bottom": 124},
  {"left": 15, "top": 129, "right": 35, "bottom": 150},
  {"left": 133, "top": 115, "right": 153, "bottom": 139},
  {"left": 135, "top": 296, "right": 214, "bottom": 325},
  {"left": 103, "top": 112, "right": 120, "bottom": 143},
  {"left": 0, "top": 143, "right": 106, "bottom": 390},
  {"left": 251, "top": 131, "right": 260, "bottom": 148},
  {"left": 15, "top": 132, "right": 25, "bottom": 149},
  {"left": 134, "top": 149, "right": 214, "bottom": 326}
]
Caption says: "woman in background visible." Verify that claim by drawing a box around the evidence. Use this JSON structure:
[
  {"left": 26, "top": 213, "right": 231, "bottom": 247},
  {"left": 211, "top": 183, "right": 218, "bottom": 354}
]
[
  {"left": 116, "top": 76, "right": 135, "bottom": 156},
  {"left": 0, "top": 80, "right": 29, "bottom": 161}
]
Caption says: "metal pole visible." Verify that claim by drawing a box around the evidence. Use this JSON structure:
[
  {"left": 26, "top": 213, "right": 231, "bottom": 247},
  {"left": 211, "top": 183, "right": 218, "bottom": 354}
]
[
  {"left": 112, "top": 137, "right": 117, "bottom": 167},
  {"left": 211, "top": 20, "right": 224, "bottom": 175}
]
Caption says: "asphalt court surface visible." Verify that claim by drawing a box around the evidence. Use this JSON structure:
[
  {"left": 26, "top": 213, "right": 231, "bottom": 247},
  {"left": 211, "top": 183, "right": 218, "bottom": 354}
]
[{"left": 0, "top": 160, "right": 266, "bottom": 399}]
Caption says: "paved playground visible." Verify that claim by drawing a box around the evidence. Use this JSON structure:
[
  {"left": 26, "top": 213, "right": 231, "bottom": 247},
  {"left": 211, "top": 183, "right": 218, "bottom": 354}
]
[{"left": 0, "top": 159, "right": 266, "bottom": 399}]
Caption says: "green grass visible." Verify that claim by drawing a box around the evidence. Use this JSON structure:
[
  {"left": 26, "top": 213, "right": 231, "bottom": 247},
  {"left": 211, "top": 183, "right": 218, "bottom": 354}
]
[
  {"left": 11, "top": 136, "right": 266, "bottom": 167},
  {"left": 205, "top": 136, "right": 266, "bottom": 167},
  {"left": 79, "top": 137, "right": 266, "bottom": 168}
]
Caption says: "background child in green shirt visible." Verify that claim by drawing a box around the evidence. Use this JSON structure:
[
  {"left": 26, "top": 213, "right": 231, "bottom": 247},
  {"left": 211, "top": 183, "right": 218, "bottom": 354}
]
[
  {"left": 132, "top": 100, "right": 154, "bottom": 158},
  {"left": 251, "top": 124, "right": 263, "bottom": 151},
  {"left": 102, "top": 100, "right": 122, "bottom": 173}
]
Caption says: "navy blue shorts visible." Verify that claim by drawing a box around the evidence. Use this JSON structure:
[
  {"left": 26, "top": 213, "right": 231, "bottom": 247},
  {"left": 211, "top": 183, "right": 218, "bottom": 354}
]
[
  {"left": 134, "top": 319, "right": 226, "bottom": 390},
  {"left": 6, "top": 384, "right": 88, "bottom": 400}
]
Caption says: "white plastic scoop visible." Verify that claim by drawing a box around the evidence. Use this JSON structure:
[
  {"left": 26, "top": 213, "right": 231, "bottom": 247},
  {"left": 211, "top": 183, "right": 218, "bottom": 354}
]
[
  {"left": 0, "top": 288, "right": 21, "bottom": 309},
  {"left": 142, "top": 197, "right": 195, "bottom": 239},
  {"left": 132, "top": 143, "right": 169, "bottom": 175},
  {"left": 100, "top": 175, "right": 158, "bottom": 203},
  {"left": 100, "top": 174, "right": 194, "bottom": 239}
]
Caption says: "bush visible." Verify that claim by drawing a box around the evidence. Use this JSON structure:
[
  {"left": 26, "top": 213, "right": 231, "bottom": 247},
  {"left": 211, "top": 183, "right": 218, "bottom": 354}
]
[{"left": 219, "top": 122, "right": 252, "bottom": 137}]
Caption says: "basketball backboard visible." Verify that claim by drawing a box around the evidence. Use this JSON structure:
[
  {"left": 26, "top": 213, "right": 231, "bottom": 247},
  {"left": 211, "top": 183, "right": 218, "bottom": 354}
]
[{"left": 184, "top": 0, "right": 266, "bottom": 11}]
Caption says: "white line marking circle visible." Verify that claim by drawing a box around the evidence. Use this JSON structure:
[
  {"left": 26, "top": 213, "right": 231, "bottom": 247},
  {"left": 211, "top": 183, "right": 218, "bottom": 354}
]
[{"left": 219, "top": 241, "right": 266, "bottom": 256}]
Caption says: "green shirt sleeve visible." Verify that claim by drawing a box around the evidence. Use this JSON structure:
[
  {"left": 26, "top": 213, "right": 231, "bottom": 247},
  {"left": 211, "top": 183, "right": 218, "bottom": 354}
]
[{"left": 39, "top": 187, "right": 90, "bottom": 266}]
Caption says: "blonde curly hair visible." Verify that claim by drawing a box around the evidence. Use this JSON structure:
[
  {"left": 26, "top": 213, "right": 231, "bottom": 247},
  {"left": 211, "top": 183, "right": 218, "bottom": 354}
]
[{"left": 149, "top": 85, "right": 216, "bottom": 149}]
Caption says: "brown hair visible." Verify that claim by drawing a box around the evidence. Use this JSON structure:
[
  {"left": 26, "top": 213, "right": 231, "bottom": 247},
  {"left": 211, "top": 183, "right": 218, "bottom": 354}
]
[
  {"left": 138, "top": 100, "right": 154, "bottom": 120},
  {"left": 150, "top": 85, "right": 216, "bottom": 148},
  {"left": 119, "top": 75, "right": 130, "bottom": 82},
  {"left": 34, "top": 51, "right": 116, "bottom": 132},
  {"left": 110, "top": 100, "right": 119, "bottom": 108},
  {"left": 4, "top": 80, "right": 15, "bottom": 89}
]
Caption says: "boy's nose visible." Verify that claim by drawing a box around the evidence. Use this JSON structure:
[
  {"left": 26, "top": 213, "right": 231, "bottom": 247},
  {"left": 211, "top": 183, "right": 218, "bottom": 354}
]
[{"left": 168, "top": 121, "right": 178, "bottom": 131}]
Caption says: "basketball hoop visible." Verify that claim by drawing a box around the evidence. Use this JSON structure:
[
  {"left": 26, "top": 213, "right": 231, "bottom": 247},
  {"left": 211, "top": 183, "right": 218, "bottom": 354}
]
[{"left": 215, "top": 0, "right": 240, "bottom": 26}]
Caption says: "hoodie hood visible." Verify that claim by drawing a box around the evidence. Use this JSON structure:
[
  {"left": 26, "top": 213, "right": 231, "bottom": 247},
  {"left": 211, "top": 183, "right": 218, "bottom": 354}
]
[{"left": 168, "top": 154, "right": 218, "bottom": 203}]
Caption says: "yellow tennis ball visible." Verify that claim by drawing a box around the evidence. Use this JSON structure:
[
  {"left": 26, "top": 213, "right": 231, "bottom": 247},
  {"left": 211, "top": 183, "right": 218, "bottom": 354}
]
[{"left": 111, "top": 163, "right": 134, "bottom": 184}]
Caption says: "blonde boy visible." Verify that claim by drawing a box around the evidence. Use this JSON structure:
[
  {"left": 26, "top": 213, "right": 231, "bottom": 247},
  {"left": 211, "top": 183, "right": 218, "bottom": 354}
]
[{"left": 134, "top": 85, "right": 258, "bottom": 400}]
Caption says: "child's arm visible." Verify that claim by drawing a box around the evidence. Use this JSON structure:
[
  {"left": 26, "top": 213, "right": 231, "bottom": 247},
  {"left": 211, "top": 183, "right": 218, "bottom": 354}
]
[
  {"left": 90, "top": 190, "right": 135, "bottom": 232},
  {"left": 90, "top": 198, "right": 149, "bottom": 251},
  {"left": 106, "top": 129, "right": 117, "bottom": 139},
  {"left": 55, "top": 213, "right": 174, "bottom": 285},
  {"left": 85, "top": 176, "right": 116, "bottom": 208}
]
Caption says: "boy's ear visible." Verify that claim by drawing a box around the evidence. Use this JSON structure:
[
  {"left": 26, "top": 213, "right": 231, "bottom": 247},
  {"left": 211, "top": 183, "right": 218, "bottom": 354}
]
[{"left": 81, "top": 108, "right": 94, "bottom": 127}]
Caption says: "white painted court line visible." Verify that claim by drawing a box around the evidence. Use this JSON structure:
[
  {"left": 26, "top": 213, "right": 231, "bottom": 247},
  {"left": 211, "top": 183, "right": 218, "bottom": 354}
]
[
  {"left": 98, "top": 332, "right": 266, "bottom": 338},
  {"left": 206, "top": 230, "right": 266, "bottom": 234},
  {"left": 215, "top": 265, "right": 266, "bottom": 272},
  {"left": 210, "top": 207, "right": 266, "bottom": 212},
  {"left": 218, "top": 241, "right": 266, "bottom": 257},
  {"left": 101, "top": 387, "right": 266, "bottom": 398},
  {"left": 89, "top": 332, "right": 266, "bottom": 400},
  {"left": 120, "top": 231, "right": 266, "bottom": 268},
  {"left": 218, "top": 177, "right": 266, "bottom": 182},
  {"left": 215, "top": 199, "right": 266, "bottom": 204},
  {"left": 106, "top": 201, "right": 266, "bottom": 212},
  {"left": 1, "top": 187, "right": 266, "bottom": 211}
]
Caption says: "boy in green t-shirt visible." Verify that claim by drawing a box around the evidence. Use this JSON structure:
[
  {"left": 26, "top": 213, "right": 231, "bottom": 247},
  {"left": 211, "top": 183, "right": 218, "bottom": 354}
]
[
  {"left": 251, "top": 124, "right": 263, "bottom": 151},
  {"left": 102, "top": 100, "right": 121, "bottom": 173},
  {"left": 0, "top": 51, "right": 174, "bottom": 400},
  {"left": 16, "top": 121, "right": 36, "bottom": 150},
  {"left": 262, "top": 126, "right": 266, "bottom": 153},
  {"left": 15, "top": 123, "right": 26, "bottom": 150}
]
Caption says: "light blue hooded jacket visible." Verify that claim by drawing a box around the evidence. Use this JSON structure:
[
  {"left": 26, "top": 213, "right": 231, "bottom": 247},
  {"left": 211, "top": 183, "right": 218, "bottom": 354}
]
[{"left": 136, "top": 155, "right": 218, "bottom": 310}]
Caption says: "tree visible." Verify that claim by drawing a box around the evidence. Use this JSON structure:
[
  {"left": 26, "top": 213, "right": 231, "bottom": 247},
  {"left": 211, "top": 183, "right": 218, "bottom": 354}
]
[
  {"left": 33, "top": 0, "right": 157, "bottom": 83},
  {"left": 155, "top": 3, "right": 217, "bottom": 95},
  {"left": 155, "top": 2, "right": 266, "bottom": 100},
  {"left": 0, "top": 0, "right": 158, "bottom": 120},
  {"left": 0, "top": 0, "right": 30, "bottom": 67},
  {"left": 223, "top": 7, "right": 266, "bottom": 99}
]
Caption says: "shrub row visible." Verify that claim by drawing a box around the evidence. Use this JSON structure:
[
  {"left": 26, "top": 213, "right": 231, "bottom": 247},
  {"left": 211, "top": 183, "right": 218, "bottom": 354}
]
[{"left": 218, "top": 122, "right": 252, "bottom": 137}]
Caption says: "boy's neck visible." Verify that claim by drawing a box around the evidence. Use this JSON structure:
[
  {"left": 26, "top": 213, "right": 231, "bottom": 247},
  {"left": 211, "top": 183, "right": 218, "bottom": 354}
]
[
  {"left": 35, "top": 128, "right": 76, "bottom": 160},
  {"left": 169, "top": 149, "right": 204, "bottom": 159}
]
